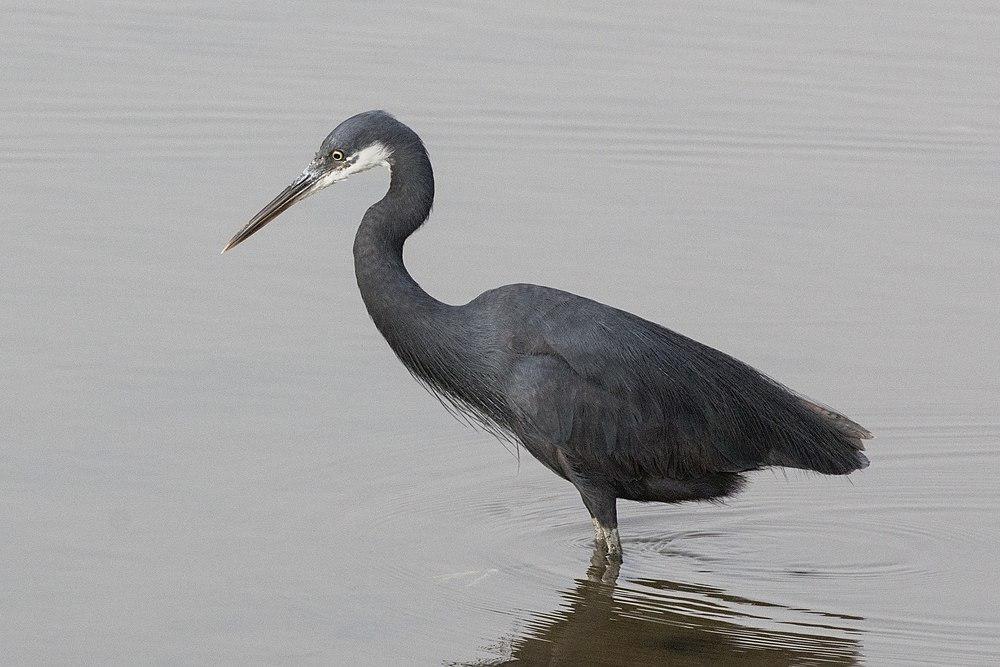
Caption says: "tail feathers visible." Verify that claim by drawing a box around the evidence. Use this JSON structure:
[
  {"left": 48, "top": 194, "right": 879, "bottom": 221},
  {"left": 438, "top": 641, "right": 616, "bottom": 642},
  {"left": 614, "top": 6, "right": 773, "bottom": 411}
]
[
  {"left": 766, "top": 399, "right": 873, "bottom": 475},
  {"left": 800, "top": 398, "right": 873, "bottom": 445},
  {"left": 768, "top": 445, "right": 869, "bottom": 475},
  {"left": 854, "top": 450, "right": 871, "bottom": 469}
]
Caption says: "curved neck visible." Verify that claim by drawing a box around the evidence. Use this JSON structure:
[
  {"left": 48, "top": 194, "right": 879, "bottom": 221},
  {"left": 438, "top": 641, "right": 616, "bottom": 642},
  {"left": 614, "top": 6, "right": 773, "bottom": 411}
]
[
  {"left": 353, "top": 142, "right": 445, "bottom": 341},
  {"left": 350, "top": 133, "right": 510, "bottom": 435}
]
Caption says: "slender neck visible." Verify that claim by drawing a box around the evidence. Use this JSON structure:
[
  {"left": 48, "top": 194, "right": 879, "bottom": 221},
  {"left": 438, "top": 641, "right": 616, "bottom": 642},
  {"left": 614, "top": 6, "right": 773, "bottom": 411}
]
[
  {"left": 352, "top": 143, "right": 446, "bottom": 343},
  {"left": 350, "top": 132, "right": 509, "bottom": 434}
]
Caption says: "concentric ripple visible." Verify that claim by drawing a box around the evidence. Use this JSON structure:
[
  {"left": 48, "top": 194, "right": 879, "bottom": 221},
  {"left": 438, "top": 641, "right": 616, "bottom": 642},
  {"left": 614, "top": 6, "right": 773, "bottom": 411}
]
[{"left": 427, "top": 424, "right": 1000, "bottom": 665}]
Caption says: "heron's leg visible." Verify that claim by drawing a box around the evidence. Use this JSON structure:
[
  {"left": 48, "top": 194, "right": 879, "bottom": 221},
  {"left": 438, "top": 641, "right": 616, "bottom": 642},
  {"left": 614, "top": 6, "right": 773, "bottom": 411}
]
[
  {"left": 579, "top": 492, "right": 621, "bottom": 561},
  {"left": 590, "top": 517, "right": 604, "bottom": 542},
  {"left": 576, "top": 492, "right": 606, "bottom": 543},
  {"left": 581, "top": 505, "right": 603, "bottom": 542},
  {"left": 602, "top": 523, "right": 622, "bottom": 562},
  {"left": 557, "top": 449, "right": 623, "bottom": 560}
]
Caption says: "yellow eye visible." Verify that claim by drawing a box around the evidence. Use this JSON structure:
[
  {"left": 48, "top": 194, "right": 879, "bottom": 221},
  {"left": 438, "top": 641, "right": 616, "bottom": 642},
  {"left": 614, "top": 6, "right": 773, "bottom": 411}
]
[{"left": 331, "top": 150, "right": 344, "bottom": 161}]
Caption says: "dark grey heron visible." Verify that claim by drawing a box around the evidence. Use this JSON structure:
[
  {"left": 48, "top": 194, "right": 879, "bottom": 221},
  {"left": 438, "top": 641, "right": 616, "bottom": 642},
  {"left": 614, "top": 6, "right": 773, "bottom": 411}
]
[{"left": 224, "top": 110, "right": 871, "bottom": 560}]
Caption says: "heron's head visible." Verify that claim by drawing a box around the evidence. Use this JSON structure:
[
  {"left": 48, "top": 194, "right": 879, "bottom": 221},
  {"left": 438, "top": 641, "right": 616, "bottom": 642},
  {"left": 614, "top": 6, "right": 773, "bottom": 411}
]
[{"left": 223, "top": 110, "right": 412, "bottom": 252}]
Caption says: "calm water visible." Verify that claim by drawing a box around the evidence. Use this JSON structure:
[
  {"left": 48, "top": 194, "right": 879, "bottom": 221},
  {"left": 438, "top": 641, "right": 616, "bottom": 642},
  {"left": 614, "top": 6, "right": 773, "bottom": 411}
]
[{"left": 3, "top": 1, "right": 999, "bottom": 664}]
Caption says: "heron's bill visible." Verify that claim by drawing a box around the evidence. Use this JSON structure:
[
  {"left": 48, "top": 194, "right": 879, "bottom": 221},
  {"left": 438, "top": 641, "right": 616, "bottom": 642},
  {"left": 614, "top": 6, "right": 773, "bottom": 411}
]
[{"left": 222, "top": 173, "right": 317, "bottom": 253}]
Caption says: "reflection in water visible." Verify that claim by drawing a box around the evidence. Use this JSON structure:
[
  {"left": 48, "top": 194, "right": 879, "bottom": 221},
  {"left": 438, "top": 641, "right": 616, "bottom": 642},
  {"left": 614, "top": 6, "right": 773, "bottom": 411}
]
[{"left": 472, "top": 548, "right": 862, "bottom": 666}]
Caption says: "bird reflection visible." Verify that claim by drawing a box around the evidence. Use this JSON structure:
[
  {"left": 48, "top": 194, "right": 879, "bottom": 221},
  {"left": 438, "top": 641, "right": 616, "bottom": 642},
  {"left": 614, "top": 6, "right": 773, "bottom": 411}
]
[{"left": 469, "top": 546, "right": 862, "bottom": 666}]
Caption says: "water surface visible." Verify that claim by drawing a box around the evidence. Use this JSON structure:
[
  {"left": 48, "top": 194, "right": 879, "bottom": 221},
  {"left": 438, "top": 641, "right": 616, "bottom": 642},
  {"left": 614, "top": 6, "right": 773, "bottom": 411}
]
[{"left": 3, "top": 1, "right": 999, "bottom": 664}]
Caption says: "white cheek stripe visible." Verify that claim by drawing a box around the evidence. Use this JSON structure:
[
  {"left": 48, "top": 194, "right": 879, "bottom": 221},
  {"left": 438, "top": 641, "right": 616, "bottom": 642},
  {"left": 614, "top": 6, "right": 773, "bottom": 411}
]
[
  {"left": 346, "top": 141, "right": 393, "bottom": 176},
  {"left": 303, "top": 141, "right": 393, "bottom": 196},
  {"left": 309, "top": 141, "right": 392, "bottom": 194}
]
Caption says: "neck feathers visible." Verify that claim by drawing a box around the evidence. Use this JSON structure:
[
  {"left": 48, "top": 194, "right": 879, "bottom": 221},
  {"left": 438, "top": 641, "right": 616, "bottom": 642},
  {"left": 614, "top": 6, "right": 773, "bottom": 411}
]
[
  {"left": 353, "top": 135, "right": 443, "bottom": 343},
  {"left": 349, "top": 126, "right": 515, "bottom": 440},
  {"left": 355, "top": 137, "right": 433, "bottom": 250}
]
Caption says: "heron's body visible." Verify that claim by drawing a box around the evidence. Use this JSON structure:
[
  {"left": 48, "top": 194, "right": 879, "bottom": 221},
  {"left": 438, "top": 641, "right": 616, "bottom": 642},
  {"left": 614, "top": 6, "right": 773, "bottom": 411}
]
[{"left": 226, "top": 110, "right": 871, "bottom": 559}]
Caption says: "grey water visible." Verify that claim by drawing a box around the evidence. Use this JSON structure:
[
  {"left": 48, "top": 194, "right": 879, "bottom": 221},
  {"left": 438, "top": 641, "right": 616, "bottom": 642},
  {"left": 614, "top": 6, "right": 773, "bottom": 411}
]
[{"left": 3, "top": 1, "right": 999, "bottom": 664}]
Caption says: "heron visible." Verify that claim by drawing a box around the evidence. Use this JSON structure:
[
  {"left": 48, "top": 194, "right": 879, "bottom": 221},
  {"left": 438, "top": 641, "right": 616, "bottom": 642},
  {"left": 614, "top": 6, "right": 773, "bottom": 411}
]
[{"left": 224, "top": 110, "right": 871, "bottom": 560}]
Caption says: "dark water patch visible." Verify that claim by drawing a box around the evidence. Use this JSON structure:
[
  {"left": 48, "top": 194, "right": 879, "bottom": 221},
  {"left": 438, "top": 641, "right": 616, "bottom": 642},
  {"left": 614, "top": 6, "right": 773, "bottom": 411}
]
[{"left": 460, "top": 553, "right": 862, "bottom": 666}]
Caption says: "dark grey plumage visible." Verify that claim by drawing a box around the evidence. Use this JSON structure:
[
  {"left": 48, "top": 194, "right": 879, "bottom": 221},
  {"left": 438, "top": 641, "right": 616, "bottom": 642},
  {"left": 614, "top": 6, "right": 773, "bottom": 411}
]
[{"left": 225, "top": 110, "right": 872, "bottom": 559}]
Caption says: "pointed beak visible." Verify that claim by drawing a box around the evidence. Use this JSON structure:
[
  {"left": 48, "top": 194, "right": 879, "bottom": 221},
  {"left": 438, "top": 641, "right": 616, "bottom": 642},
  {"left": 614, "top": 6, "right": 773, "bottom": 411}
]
[{"left": 222, "top": 171, "right": 321, "bottom": 253}]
